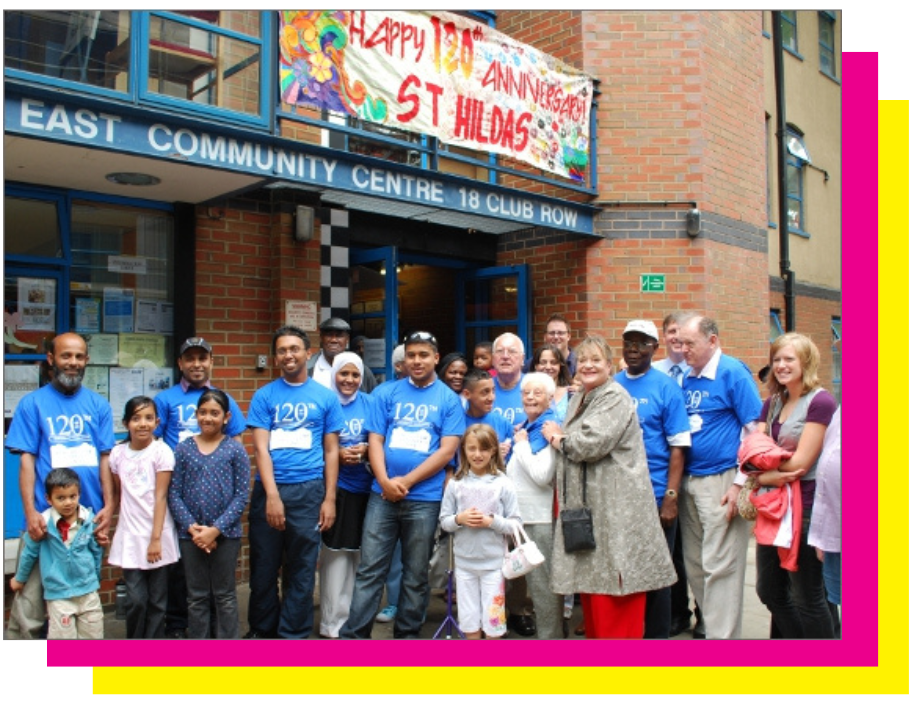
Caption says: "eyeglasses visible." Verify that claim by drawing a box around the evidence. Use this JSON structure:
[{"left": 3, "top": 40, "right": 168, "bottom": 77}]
[
  {"left": 622, "top": 340, "right": 655, "bottom": 352},
  {"left": 494, "top": 347, "right": 521, "bottom": 357},
  {"left": 546, "top": 329, "right": 569, "bottom": 337},
  {"left": 405, "top": 331, "right": 438, "bottom": 346}
]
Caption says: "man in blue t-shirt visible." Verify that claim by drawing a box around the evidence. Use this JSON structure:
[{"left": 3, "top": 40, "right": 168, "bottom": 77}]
[
  {"left": 244, "top": 326, "right": 343, "bottom": 640},
  {"left": 491, "top": 332, "right": 526, "bottom": 428},
  {"left": 461, "top": 368, "right": 514, "bottom": 455},
  {"left": 679, "top": 315, "right": 761, "bottom": 640},
  {"left": 5, "top": 332, "right": 115, "bottom": 639},
  {"left": 614, "top": 320, "right": 691, "bottom": 639},
  {"left": 154, "top": 336, "right": 247, "bottom": 638},
  {"left": 341, "top": 331, "right": 464, "bottom": 639}
]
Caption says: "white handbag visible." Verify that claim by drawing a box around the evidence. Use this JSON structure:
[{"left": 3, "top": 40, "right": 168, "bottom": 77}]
[{"left": 502, "top": 524, "right": 545, "bottom": 579}]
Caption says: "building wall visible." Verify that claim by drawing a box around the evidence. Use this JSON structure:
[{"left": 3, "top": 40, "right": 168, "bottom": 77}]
[
  {"left": 764, "top": 11, "right": 842, "bottom": 291},
  {"left": 498, "top": 11, "right": 769, "bottom": 373}
]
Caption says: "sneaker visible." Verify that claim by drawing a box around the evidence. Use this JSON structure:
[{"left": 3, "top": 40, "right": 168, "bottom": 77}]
[{"left": 375, "top": 605, "right": 397, "bottom": 623}]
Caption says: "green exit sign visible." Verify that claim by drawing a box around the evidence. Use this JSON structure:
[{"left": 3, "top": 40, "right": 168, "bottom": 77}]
[{"left": 640, "top": 273, "right": 666, "bottom": 293}]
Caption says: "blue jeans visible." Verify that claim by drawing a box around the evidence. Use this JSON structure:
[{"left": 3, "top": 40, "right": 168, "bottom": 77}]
[
  {"left": 248, "top": 479, "right": 323, "bottom": 639},
  {"left": 756, "top": 515, "right": 834, "bottom": 639},
  {"left": 383, "top": 540, "right": 403, "bottom": 609},
  {"left": 341, "top": 494, "right": 440, "bottom": 639}
]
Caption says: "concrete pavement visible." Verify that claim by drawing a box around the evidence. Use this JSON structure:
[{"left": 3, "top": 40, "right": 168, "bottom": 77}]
[{"left": 101, "top": 536, "right": 770, "bottom": 640}]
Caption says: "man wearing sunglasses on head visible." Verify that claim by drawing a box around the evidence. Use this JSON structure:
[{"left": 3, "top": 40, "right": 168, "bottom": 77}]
[{"left": 341, "top": 331, "right": 464, "bottom": 639}]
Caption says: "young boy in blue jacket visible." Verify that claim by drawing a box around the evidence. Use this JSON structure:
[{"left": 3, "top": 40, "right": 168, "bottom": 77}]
[{"left": 10, "top": 468, "right": 104, "bottom": 639}]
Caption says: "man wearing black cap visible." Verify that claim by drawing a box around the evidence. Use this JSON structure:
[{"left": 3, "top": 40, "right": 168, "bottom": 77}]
[
  {"left": 154, "top": 336, "right": 248, "bottom": 638},
  {"left": 308, "top": 317, "right": 376, "bottom": 393}
]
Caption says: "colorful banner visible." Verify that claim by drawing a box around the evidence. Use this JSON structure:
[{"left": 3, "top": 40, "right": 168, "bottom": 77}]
[{"left": 279, "top": 11, "right": 593, "bottom": 182}]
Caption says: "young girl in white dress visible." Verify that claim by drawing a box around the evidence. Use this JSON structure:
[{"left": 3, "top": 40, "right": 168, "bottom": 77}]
[{"left": 108, "top": 395, "right": 179, "bottom": 639}]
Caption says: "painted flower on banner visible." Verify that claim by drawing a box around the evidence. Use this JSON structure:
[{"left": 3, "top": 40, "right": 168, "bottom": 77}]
[{"left": 309, "top": 52, "right": 333, "bottom": 83}]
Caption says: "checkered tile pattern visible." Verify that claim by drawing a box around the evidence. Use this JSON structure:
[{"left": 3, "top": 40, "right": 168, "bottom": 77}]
[{"left": 318, "top": 207, "right": 350, "bottom": 322}]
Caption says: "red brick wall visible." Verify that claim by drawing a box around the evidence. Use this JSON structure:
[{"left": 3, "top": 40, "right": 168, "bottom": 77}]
[
  {"left": 769, "top": 290, "right": 841, "bottom": 397},
  {"left": 499, "top": 232, "right": 770, "bottom": 379}
]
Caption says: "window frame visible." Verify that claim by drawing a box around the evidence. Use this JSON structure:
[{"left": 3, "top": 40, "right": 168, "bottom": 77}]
[
  {"left": 818, "top": 11, "right": 837, "bottom": 79},
  {"left": 785, "top": 127, "right": 809, "bottom": 237},
  {"left": 780, "top": 11, "right": 803, "bottom": 60},
  {"left": 831, "top": 317, "right": 841, "bottom": 400}
]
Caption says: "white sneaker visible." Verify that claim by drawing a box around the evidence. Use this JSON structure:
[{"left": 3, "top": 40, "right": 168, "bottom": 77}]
[{"left": 375, "top": 605, "right": 397, "bottom": 623}]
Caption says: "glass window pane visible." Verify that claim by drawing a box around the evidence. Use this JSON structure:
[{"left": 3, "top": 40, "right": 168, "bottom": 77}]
[
  {"left": 4, "top": 197, "right": 63, "bottom": 259},
  {"left": 4, "top": 11, "right": 130, "bottom": 90},
  {"left": 147, "top": 15, "right": 261, "bottom": 115},
  {"left": 780, "top": 12, "right": 797, "bottom": 52},
  {"left": 786, "top": 164, "right": 801, "bottom": 198}
]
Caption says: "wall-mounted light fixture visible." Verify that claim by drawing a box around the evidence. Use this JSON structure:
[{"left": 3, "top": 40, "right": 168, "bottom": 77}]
[
  {"left": 295, "top": 205, "right": 315, "bottom": 242},
  {"left": 686, "top": 208, "right": 702, "bottom": 237}
]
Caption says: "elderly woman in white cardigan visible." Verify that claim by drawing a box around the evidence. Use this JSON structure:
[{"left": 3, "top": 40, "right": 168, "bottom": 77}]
[{"left": 504, "top": 372, "right": 564, "bottom": 640}]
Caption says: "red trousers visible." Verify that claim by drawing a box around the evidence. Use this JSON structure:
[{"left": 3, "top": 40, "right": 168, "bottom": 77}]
[{"left": 581, "top": 592, "right": 646, "bottom": 639}]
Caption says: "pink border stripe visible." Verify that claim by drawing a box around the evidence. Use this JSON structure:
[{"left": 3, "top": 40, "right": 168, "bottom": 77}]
[{"left": 49, "top": 52, "right": 878, "bottom": 670}]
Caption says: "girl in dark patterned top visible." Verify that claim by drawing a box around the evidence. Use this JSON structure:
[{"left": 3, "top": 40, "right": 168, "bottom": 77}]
[{"left": 168, "top": 388, "right": 250, "bottom": 639}]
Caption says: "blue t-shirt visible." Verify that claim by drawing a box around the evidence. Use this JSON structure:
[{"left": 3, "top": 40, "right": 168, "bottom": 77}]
[
  {"left": 338, "top": 392, "right": 374, "bottom": 495},
  {"left": 492, "top": 378, "right": 524, "bottom": 428},
  {"left": 247, "top": 378, "right": 345, "bottom": 484},
  {"left": 615, "top": 368, "right": 691, "bottom": 502},
  {"left": 154, "top": 383, "right": 247, "bottom": 449},
  {"left": 5, "top": 384, "right": 115, "bottom": 518},
  {"left": 463, "top": 409, "right": 514, "bottom": 442},
  {"left": 367, "top": 378, "right": 465, "bottom": 502},
  {"left": 682, "top": 353, "right": 761, "bottom": 477}
]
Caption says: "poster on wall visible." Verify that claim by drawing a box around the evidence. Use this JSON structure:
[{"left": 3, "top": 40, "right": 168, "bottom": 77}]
[
  {"left": 118, "top": 333, "right": 167, "bottom": 368},
  {"left": 75, "top": 298, "right": 101, "bottom": 334},
  {"left": 143, "top": 368, "right": 173, "bottom": 397},
  {"left": 279, "top": 11, "right": 593, "bottom": 182},
  {"left": 109, "top": 367, "right": 145, "bottom": 433},
  {"left": 103, "top": 288, "right": 135, "bottom": 333},
  {"left": 4, "top": 364, "right": 40, "bottom": 417},
  {"left": 85, "top": 334, "right": 119, "bottom": 365},
  {"left": 136, "top": 300, "right": 174, "bottom": 334},
  {"left": 82, "top": 366, "right": 110, "bottom": 398},
  {"left": 17, "top": 277, "right": 56, "bottom": 331}
]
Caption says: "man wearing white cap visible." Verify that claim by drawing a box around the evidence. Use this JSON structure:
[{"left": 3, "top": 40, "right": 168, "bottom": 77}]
[{"left": 615, "top": 320, "right": 691, "bottom": 638}]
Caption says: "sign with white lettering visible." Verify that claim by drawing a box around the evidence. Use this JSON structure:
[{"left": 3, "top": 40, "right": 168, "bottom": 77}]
[
  {"left": 5, "top": 93, "right": 595, "bottom": 235},
  {"left": 279, "top": 11, "right": 593, "bottom": 183}
]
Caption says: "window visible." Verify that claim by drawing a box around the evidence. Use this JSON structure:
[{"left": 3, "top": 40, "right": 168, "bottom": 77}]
[
  {"left": 819, "top": 12, "right": 837, "bottom": 78},
  {"left": 831, "top": 317, "right": 841, "bottom": 400},
  {"left": 769, "top": 310, "right": 785, "bottom": 342},
  {"left": 780, "top": 11, "right": 798, "bottom": 54},
  {"left": 5, "top": 11, "right": 271, "bottom": 123},
  {"left": 786, "top": 128, "right": 808, "bottom": 234}
]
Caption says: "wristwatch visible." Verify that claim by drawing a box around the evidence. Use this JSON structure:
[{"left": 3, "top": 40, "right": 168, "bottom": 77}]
[{"left": 664, "top": 489, "right": 678, "bottom": 499}]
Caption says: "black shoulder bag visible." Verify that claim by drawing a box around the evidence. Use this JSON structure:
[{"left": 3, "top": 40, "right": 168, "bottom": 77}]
[{"left": 560, "top": 462, "right": 596, "bottom": 553}]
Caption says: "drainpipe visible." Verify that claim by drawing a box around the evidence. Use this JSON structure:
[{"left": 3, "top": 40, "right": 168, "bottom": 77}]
[{"left": 772, "top": 11, "right": 796, "bottom": 332}]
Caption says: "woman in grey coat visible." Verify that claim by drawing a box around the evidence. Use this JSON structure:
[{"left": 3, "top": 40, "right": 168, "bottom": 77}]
[{"left": 542, "top": 335, "right": 676, "bottom": 638}]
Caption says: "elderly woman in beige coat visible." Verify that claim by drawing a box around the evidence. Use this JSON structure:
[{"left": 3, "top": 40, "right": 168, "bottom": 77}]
[{"left": 542, "top": 335, "right": 675, "bottom": 639}]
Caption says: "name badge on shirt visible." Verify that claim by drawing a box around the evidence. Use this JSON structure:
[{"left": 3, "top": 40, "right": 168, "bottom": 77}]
[
  {"left": 389, "top": 427, "right": 432, "bottom": 454},
  {"left": 50, "top": 443, "right": 99, "bottom": 468},
  {"left": 269, "top": 427, "right": 313, "bottom": 451},
  {"left": 688, "top": 414, "right": 703, "bottom": 433}
]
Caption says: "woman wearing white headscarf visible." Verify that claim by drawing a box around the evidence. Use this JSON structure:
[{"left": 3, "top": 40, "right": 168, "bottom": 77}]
[{"left": 319, "top": 352, "right": 373, "bottom": 638}]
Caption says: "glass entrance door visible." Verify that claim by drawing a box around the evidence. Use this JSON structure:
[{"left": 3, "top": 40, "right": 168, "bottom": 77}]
[{"left": 349, "top": 250, "right": 530, "bottom": 381}]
